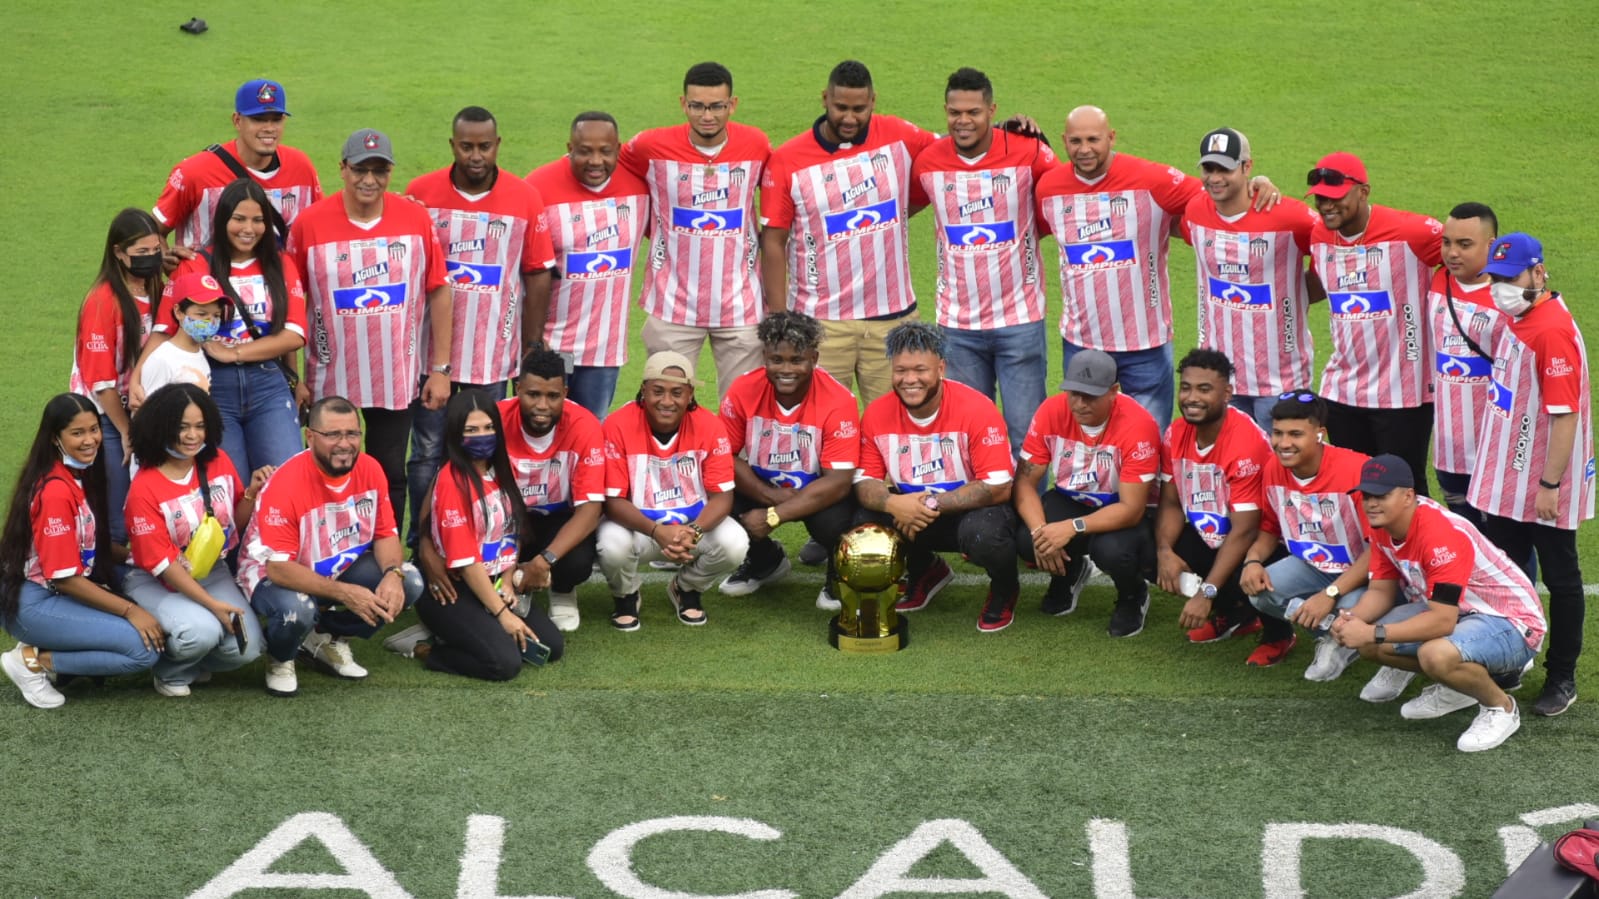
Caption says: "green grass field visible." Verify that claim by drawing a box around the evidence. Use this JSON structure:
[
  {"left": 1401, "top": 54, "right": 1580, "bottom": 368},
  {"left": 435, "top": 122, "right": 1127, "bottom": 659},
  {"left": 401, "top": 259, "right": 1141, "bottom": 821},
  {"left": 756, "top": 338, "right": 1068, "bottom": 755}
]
[{"left": 2, "top": 2, "right": 1597, "bottom": 897}]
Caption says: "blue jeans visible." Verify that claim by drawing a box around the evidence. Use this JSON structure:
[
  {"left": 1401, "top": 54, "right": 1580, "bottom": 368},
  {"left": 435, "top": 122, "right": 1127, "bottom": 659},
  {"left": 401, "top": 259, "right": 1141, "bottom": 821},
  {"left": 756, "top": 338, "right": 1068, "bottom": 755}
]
[
  {"left": 8, "top": 581, "right": 157, "bottom": 677},
  {"left": 406, "top": 380, "right": 505, "bottom": 546},
  {"left": 1061, "top": 338, "right": 1174, "bottom": 426},
  {"left": 248, "top": 552, "right": 424, "bottom": 662},
  {"left": 1248, "top": 554, "right": 1364, "bottom": 635},
  {"left": 100, "top": 413, "right": 131, "bottom": 545},
  {"left": 1377, "top": 601, "right": 1536, "bottom": 676},
  {"left": 1229, "top": 395, "right": 1277, "bottom": 432},
  {"left": 124, "top": 568, "right": 263, "bottom": 684},
  {"left": 210, "top": 361, "right": 303, "bottom": 477},
  {"left": 945, "top": 321, "right": 1047, "bottom": 459},
  {"left": 567, "top": 365, "right": 620, "bottom": 419}
]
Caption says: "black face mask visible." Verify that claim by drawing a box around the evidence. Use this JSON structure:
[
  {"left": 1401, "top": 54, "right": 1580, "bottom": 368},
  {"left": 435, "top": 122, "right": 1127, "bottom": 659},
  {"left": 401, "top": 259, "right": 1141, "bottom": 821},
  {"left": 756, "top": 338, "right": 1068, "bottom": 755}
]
[{"left": 126, "top": 253, "right": 163, "bottom": 279}]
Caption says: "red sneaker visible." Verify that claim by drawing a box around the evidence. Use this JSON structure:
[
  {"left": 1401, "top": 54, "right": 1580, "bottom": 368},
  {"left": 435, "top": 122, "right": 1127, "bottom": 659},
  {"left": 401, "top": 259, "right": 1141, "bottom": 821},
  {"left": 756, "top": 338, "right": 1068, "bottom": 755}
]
[
  {"left": 1187, "top": 614, "right": 1263, "bottom": 644},
  {"left": 896, "top": 557, "right": 954, "bottom": 612},
  {"left": 977, "top": 590, "right": 1017, "bottom": 633},
  {"left": 1245, "top": 634, "right": 1298, "bottom": 667}
]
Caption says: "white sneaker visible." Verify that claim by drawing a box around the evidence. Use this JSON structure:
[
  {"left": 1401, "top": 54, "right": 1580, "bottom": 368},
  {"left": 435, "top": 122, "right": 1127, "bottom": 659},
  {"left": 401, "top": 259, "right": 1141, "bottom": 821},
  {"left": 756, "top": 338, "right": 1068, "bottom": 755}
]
[
  {"left": 1358, "top": 666, "right": 1417, "bottom": 703},
  {"left": 1457, "top": 699, "right": 1520, "bottom": 752},
  {"left": 265, "top": 658, "right": 297, "bottom": 697},
  {"left": 2, "top": 644, "right": 64, "bottom": 709},
  {"left": 381, "top": 623, "right": 433, "bottom": 657},
  {"left": 301, "top": 631, "right": 368, "bottom": 679},
  {"left": 548, "top": 591, "right": 581, "bottom": 632},
  {"left": 1304, "top": 637, "right": 1359, "bottom": 682},
  {"left": 815, "top": 585, "right": 841, "bottom": 611},
  {"left": 152, "top": 676, "right": 191, "bottom": 698},
  {"left": 1401, "top": 683, "right": 1479, "bottom": 720}
]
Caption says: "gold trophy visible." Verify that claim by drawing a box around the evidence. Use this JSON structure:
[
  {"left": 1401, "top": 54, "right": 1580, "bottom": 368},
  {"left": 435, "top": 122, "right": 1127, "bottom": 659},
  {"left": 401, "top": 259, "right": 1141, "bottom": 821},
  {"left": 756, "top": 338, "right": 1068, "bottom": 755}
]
[{"left": 829, "top": 523, "right": 909, "bottom": 653}]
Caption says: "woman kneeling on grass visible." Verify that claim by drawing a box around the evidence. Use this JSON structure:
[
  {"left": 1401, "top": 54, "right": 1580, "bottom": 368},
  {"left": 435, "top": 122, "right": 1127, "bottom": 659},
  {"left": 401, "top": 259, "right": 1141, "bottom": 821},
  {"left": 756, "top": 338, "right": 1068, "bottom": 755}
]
[
  {"left": 122, "top": 384, "right": 271, "bottom": 696},
  {"left": 0, "top": 394, "right": 161, "bottom": 709},
  {"left": 414, "top": 390, "right": 564, "bottom": 680}
]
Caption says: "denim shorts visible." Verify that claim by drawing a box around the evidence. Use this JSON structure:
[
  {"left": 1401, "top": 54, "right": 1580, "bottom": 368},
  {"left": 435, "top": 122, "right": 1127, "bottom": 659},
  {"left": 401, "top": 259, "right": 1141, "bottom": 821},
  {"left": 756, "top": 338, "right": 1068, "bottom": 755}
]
[{"left": 1377, "top": 602, "right": 1536, "bottom": 675}]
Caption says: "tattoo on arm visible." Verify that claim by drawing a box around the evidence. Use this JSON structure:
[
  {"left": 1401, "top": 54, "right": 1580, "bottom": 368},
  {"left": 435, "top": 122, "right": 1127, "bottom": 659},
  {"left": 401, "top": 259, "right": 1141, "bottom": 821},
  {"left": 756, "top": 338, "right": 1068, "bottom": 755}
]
[
  {"left": 936, "top": 480, "right": 996, "bottom": 513},
  {"left": 857, "top": 479, "right": 890, "bottom": 513}
]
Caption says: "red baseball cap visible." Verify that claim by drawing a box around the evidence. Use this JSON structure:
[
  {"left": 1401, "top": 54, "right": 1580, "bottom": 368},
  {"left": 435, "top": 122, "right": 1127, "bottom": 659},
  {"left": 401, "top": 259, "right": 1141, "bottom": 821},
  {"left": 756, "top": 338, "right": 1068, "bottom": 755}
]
[
  {"left": 1554, "top": 828, "right": 1599, "bottom": 880},
  {"left": 1307, "top": 152, "right": 1368, "bottom": 199},
  {"left": 169, "top": 272, "right": 228, "bottom": 305}
]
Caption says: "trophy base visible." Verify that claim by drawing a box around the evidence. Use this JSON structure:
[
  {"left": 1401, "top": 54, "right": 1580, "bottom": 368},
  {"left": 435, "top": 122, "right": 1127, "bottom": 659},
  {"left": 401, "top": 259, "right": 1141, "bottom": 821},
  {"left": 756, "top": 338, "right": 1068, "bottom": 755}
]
[{"left": 828, "top": 616, "right": 909, "bottom": 654}]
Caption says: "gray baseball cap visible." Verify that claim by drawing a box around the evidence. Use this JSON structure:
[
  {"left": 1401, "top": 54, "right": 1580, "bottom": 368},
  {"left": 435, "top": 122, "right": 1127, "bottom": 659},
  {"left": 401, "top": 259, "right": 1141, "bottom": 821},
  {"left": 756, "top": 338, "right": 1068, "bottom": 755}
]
[
  {"left": 1061, "top": 349, "right": 1118, "bottom": 396},
  {"left": 342, "top": 128, "right": 395, "bottom": 165}
]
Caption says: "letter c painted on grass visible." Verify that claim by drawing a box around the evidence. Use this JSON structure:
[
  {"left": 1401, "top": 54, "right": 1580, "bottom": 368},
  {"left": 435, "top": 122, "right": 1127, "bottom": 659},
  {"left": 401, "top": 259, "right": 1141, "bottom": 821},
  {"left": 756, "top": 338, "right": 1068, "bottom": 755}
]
[{"left": 586, "top": 815, "right": 796, "bottom": 899}]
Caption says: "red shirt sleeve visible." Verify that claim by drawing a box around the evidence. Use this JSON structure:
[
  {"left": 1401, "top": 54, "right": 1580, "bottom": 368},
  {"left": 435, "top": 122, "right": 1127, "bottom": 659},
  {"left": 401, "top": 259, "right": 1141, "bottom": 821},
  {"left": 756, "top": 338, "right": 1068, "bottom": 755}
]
[
  {"left": 280, "top": 255, "right": 310, "bottom": 338},
  {"left": 908, "top": 163, "right": 932, "bottom": 209},
  {"left": 1406, "top": 213, "right": 1445, "bottom": 268},
  {"left": 567, "top": 411, "right": 607, "bottom": 504},
  {"left": 1224, "top": 429, "right": 1267, "bottom": 510},
  {"left": 1528, "top": 319, "right": 1585, "bottom": 411},
  {"left": 1120, "top": 411, "right": 1162, "bottom": 484},
  {"left": 602, "top": 417, "right": 631, "bottom": 497},
  {"left": 365, "top": 459, "right": 398, "bottom": 540},
  {"left": 700, "top": 412, "right": 735, "bottom": 493},
  {"left": 819, "top": 395, "right": 861, "bottom": 470},
  {"left": 33, "top": 481, "right": 88, "bottom": 579},
  {"left": 759, "top": 152, "right": 796, "bottom": 229},
  {"left": 963, "top": 395, "right": 1015, "bottom": 482},
  {"left": 617, "top": 132, "right": 649, "bottom": 179},
  {"left": 718, "top": 382, "right": 750, "bottom": 456},
  {"left": 1368, "top": 540, "right": 1399, "bottom": 581},
  {"left": 75, "top": 286, "right": 125, "bottom": 393},
  {"left": 251, "top": 473, "right": 303, "bottom": 561},
  {"left": 521, "top": 184, "right": 555, "bottom": 272},
  {"left": 1419, "top": 514, "right": 1475, "bottom": 591},
  {"left": 152, "top": 161, "right": 197, "bottom": 233},
  {"left": 858, "top": 400, "right": 889, "bottom": 481},
  {"left": 430, "top": 466, "right": 483, "bottom": 568},
  {"left": 1149, "top": 162, "right": 1203, "bottom": 216},
  {"left": 417, "top": 202, "right": 449, "bottom": 292},
  {"left": 1020, "top": 397, "right": 1063, "bottom": 466},
  {"left": 125, "top": 474, "right": 180, "bottom": 574}
]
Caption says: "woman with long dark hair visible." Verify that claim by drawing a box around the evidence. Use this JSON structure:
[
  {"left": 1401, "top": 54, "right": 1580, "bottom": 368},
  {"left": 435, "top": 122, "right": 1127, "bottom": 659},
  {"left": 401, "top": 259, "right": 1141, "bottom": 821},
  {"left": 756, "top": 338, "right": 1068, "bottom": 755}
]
[
  {"left": 69, "top": 209, "right": 164, "bottom": 545},
  {"left": 123, "top": 384, "right": 269, "bottom": 696},
  {"left": 0, "top": 394, "right": 161, "bottom": 709},
  {"left": 136, "top": 178, "right": 308, "bottom": 473},
  {"left": 412, "top": 390, "right": 564, "bottom": 680}
]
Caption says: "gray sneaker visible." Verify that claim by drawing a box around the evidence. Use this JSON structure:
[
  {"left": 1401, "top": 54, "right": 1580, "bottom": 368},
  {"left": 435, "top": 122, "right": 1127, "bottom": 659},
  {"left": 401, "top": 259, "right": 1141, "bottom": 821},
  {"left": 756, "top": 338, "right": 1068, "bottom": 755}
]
[
  {"left": 1400, "top": 683, "right": 1477, "bottom": 720},
  {"left": 301, "top": 631, "right": 368, "bottom": 679},
  {"left": 1358, "top": 666, "right": 1416, "bottom": 703}
]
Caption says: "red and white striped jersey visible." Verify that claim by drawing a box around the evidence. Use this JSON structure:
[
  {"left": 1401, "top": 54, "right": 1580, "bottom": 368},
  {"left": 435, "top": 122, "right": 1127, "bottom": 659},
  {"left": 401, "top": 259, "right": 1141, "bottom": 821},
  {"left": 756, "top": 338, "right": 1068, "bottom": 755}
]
[
  {"left": 1368, "top": 497, "right": 1545, "bottom": 650},
  {"left": 1426, "top": 272, "right": 1506, "bottom": 475},
  {"left": 1021, "top": 392, "right": 1161, "bottom": 507},
  {"left": 430, "top": 462, "right": 519, "bottom": 576},
  {"left": 602, "top": 402, "right": 735, "bottom": 524},
  {"left": 69, "top": 282, "right": 152, "bottom": 415},
  {"left": 236, "top": 450, "right": 398, "bottom": 597},
  {"left": 858, "top": 379, "right": 1014, "bottom": 493},
  {"left": 1181, "top": 197, "right": 1320, "bottom": 396},
  {"left": 154, "top": 255, "right": 308, "bottom": 346},
  {"left": 909, "top": 130, "right": 1057, "bottom": 329},
  {"left": 1161, "top": 407, "right": 1270, "bottom": 550},
  {"left": 406, "top": 167, "right": 556, "bottom": 385},
  {"left": 619, "top": 122, "right": 768, "bottom": 328},
  {"left": 153, "top": 140, "right": 323, "bottom": 248},
  {"left": 762, "top": 115, "right": 936, "bottom": 321},
  {"left": 527, "top": 159, "right": 651, "bottom": 367},
  {"left": 288, "top": 192, "right": 448, "bottom": 410},
  {"left": 497, "top": 397, "right": 606, "bottom": 515},
  {"left": 720, "top": 365, "right": 860, "bottom": 487},
  {"left": 1259, "top": 444, "right": 1370, "bottom": 574},
  {"left": 1467, "top": 296, "right": 1595, "bottom": 529},
  {"left": 125, "top": 452, "right": 245, "bottom": 578},
  {"left": 1037, "top": 153, "right": 1202, "bottom": 351},
  {"left": 1309, "top": 205, "right": 1443, "bottom": 409},
  {"left": 23, "top": 463, "right": 98, "bottom": 587}
]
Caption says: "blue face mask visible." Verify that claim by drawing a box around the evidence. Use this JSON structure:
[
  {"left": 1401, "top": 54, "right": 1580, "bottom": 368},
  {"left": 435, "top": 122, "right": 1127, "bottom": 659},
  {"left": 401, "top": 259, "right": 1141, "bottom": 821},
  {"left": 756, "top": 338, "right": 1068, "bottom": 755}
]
[
  {"left": 59, "top": 447, "right": 95, "bottom": 470},
  {"left": 462, "top": 434, "right": 498, "bottom": 460},
  {"left": 168, "top": 443, "right": 207, "bottom": 460},
  {"left": 182, "top": 317, "right": 222, "bottom": 342}
]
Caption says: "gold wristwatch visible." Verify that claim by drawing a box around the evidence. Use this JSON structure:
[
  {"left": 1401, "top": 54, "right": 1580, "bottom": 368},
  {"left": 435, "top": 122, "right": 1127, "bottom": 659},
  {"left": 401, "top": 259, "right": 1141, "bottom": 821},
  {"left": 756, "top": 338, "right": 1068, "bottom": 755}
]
[{"left": 766, "top": 506, "right": 781, "bottom": 528}]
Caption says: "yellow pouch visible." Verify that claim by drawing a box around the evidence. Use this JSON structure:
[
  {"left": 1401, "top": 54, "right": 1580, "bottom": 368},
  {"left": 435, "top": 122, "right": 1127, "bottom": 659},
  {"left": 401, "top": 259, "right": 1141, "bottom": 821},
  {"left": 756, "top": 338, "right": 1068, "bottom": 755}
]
[{"left": 184, "top": 515, "right": 225, "bottom": 579}]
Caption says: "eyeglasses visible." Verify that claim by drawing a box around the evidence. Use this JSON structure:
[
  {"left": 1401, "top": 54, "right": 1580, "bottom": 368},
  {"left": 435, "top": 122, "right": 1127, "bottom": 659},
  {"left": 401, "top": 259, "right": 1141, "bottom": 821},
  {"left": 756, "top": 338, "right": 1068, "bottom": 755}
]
[
  {"left": 685, "top": 102, "right": 731, "bottom": 115},
  {"left": 1305, "top": 168, "right": 1364, "bottom": 189},
  {"left": 307, "top": 428, "right": 363, "bottom": 443},
  {"left": 1277, "top": 391, "right": 1318, "bottom": 402},
  {"left": 348, "top": 165, "right": 392, "bottom": 179}
]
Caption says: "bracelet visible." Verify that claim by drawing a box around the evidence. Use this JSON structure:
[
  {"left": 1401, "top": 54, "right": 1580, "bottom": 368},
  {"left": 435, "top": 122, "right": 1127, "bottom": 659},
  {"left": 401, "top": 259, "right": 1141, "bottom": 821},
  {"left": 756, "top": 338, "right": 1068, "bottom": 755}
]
[
  {"left": 121, "top": 603, "right": 135, "bottom": 619},
  {"left": 1030, "top": 525, "right": 1045, "bottom": 537},
  {"left": 649, "top": 521, "right": 660, "bottom": 539},
  {"left": 1538, "top": 479, "right": 1561, "bottom": 490},
  {"left": 1241, "top": 559, "right": 1263, "bottom": 569},
  {"left": 382, "top": 564, "right": 404, "bottom": 580}
]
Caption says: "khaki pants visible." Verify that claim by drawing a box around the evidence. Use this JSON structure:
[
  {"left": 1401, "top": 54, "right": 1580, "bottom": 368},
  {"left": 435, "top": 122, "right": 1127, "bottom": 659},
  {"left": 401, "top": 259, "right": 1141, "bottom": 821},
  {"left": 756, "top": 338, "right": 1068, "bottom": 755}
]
[
  {"left": 641, "top": 314, "right": 763, "bottom": 403},
  {"left": 817, "top": 317, "right": 898, "bottom": 406}
]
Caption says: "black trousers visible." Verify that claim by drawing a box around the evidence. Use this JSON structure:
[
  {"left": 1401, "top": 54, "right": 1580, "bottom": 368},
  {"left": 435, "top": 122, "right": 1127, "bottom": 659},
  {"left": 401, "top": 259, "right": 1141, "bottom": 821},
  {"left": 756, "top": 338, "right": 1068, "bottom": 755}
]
[
  {"left": 1478, "top": 513, "right": 1585, "bottom": 682},
  {"left": 416, "top": 592, "right": 564, "bottom": 682},
  {"left": 1324, "top": 401, "right": 1433, "bottom": 498},
  {"left": 855, "top": 503, "right": 1019, "bottom": 597},
  {"left": 1016, "top": 492, "right": 1153, "bottom": 603},
  {"left": 732, "top": 492, "right": 856, "bottom": 583},
  {"left": 1168, "top": 525, "right": 1285, "bottom": 637},
  {"left": 521, "top": 507, "right": 599, "bottom": 594},
  {"left": 362, "top": 406, "right": 413, "bottom": 535}
]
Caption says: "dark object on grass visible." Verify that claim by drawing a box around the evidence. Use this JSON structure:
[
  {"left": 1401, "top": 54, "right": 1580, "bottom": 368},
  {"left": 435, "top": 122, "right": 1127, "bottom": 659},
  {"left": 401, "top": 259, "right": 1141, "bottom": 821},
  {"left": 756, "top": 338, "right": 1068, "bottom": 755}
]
[
  {"left": 180, "top": 18, "right": 208, "bottom": 34},
  {"left": 1491, "top": 819, "right": 1599, "bottom": 898}
]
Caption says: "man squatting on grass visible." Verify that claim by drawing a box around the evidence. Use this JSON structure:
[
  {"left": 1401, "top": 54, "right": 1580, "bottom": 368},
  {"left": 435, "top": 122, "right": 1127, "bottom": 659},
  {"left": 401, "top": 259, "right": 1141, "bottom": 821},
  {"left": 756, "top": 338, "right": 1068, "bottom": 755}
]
[{"left": 1331, "top": 455, "right": 1547, "bottom": 752}]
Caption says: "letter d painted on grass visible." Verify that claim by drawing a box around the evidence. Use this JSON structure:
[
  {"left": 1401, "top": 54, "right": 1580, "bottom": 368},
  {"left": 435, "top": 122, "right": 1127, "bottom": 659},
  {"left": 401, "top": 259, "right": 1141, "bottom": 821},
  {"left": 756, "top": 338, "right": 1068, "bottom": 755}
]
[{"left": 1261, "top": 823, "right": 1464, "bottom": 899}]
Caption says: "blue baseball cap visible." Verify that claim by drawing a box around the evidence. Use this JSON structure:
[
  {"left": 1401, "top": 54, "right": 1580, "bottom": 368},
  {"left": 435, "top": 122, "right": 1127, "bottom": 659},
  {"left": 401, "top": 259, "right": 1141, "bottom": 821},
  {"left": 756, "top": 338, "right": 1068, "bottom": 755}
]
[
  {"left": 1480, "top": 232, "right": 1543, "bottom": 278},
  {"left": 236, "top": 79, "right": 290, "bottom": 116}
]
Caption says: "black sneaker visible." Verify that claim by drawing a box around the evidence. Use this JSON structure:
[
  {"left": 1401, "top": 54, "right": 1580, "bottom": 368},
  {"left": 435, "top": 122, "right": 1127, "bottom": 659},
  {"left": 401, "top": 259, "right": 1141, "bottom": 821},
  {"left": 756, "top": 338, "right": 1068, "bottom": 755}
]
[
  {"left": 1531, "top": 678, "right": 1577, "bottom": 717},
  {"left": 1041, "top": 559, "right": 1091, "bottom": 616},
  {"left": 798, "top": 539, "right": 828, "bottom": 566},
  {"left": 1107, "top": 587, "right": 1150, "bottom": 638},
  {"left": 719, "top": 543, "right": 791, "bottom": 596}
]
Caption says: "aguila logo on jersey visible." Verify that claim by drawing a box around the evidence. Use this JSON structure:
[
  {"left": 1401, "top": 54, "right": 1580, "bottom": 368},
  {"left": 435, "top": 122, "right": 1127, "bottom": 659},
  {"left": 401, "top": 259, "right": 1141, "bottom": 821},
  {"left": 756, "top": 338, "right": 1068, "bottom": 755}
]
[
  {"left": 823, "top": 198, "right": 900, "bottom": 240},
  {"left": 1207, "top": 278, "right": 1272, "bottom": 309},
  {"left": 841, "top": 177, "right": 878, "bottom": 204},
  {"left": 669, "top": 205, "right": 744, "bottom": 233},
  {"left": 692, "top": 188, "right": 729, "bottom": 206},
  {"left": 958, "top": 196, "right": 994, "bottom": 217},
  {"left": 1287, "top": 539, "right": 1354, "bottom": 571},
  {"left": 945, "top": 221, "right": 1017, "bottom": 249},
  {"left": 1075, "top": 218, "right": 1112, "bottom": 241},
  {"left": 332, "top": 283, "right": 406, "bottom": 315},
  {"left": 1065, "top": 240, "right": 1136, "bottom": 270},
  {"left": 352, "top": 261, "right": 390, "bottom": 284},
  {"left": 449, "top": 238, "right": 486, "bottom": 255},
  {"left": 446, "top": 262, "right": 504, "bottom": 289},
  {"left": 586, "top": 224, "right": 620, "bottom": 247},
  {"left": 566, "top": 248, "right": 633, "bottom": 280},
  {"left": 1435, "top": 352, "right": 1491, "bottom": 381},
  {"left": 1218, "top": 262, "right": 1251, "bottom": 277},
  {"left": 911, "top": 458, "right": 946, "bottom": 478},
  {"left": 1328, "top": 290, "right": 1394, "bottom": 319}
]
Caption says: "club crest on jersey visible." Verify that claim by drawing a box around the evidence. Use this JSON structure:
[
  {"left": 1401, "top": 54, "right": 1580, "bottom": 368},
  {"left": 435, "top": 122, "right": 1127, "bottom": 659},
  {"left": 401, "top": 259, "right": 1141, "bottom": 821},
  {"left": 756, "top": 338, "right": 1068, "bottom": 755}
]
[
  {"left": 1435, "top": 352, "right": 1491, "bottom": 382},
  {"left": 670, "top": 205, "right": 743, "bottom": 233},
  {"left": 566, "top": 248, "right": 632, "bottom": 280},
  {"left": 823, "top": 198, "right": 900, "bottom": 240},
  {"left": 446, "top": 261, "right": 503, "bottom": 290},
  {"left": 1486, "top": 378, "right": 1514, "bottom": 418},
  {"left": 449, "top": 238, "right": 486, "bottom": 254},
  {"left": 1065, "top": 239, "right": 1136, "bottom": 270},
  {"left": 352, "top": 261, "right": 390, "bottom": 283},
  {"left": 1287, "top": 539, "right": 1354, "bottom": 572},
  {"left": 958, "top": 196, "right": 994, "bottom": 217},
  {"left": 1207, "top": 278, "right": 1272, "bottom": 310},
  {"left": 1328, "top": 290, "right": 1394, "bottom": 319},
  {"left": 586, "top": 224, "right": 620, "bottom": 247},
  {"left": 332, "top": 283, "right": 406, "bottom": 315},
  {"left": 945, "top": 221, "right": 1017, "bottom": 250}
]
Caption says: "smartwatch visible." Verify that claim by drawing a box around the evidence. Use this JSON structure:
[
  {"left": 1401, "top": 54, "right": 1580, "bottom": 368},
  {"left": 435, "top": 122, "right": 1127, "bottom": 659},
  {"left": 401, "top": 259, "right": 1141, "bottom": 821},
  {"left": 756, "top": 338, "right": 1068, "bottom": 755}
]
[
  {"left": 540, "top": 550, "right": 559, "bottom": 566},
  {"left": 1374, "top": 624, "right": 1387, "bottom": 644},
  {"left": 1071, "top": 518, "right": 1087, "bottom": 534}
]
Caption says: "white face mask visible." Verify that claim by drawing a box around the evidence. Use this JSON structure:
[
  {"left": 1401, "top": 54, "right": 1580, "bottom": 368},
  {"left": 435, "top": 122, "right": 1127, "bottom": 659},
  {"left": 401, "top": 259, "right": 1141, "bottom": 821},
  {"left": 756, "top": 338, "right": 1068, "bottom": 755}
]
[{"left": 1490, "top": 281, "right": 1536, "bottom": 316}]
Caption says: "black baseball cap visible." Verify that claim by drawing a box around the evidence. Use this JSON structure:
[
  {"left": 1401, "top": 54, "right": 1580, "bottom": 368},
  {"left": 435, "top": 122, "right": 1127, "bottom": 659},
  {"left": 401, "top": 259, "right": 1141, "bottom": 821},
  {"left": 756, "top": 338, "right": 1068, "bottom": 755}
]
[{"left": 1351, "top": 454, "right": 1414, "bottom": 495}]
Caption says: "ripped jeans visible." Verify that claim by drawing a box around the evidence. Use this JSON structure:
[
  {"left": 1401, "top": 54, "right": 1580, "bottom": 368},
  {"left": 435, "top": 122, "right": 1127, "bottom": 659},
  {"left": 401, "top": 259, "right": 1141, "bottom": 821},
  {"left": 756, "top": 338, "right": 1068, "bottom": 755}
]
[{"left": 247, "top": 552, "right": 423, "bottom": 662}]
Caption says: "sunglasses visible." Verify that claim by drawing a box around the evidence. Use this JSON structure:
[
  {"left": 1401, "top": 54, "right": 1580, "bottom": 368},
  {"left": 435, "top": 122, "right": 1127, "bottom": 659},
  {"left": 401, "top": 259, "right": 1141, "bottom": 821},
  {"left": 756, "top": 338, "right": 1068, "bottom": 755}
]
[
  {"left": 1278, "top": 391, "right": 1319, "bottom": 402},
  {"left": 1306, "top": 168, "right": 1364, "bottom": 189}
]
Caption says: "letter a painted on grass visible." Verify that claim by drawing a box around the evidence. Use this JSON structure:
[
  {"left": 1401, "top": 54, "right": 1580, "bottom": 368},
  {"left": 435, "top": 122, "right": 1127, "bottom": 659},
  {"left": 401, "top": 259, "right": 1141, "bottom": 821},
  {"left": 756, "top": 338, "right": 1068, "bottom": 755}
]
[
  {"left": 187, "top": 812, "right": 413, "bottom": 899},
  {"left": 836, "top": 819, "right": 1047, "bottom": 899},
  {"left": 586, "top": 815, "right": 797, "bottom": 899},
  {"left": 1261, "top": 823, "right": 1464, "bottom": 899},
  {"left": 457, "top": 815, "right": 573, "bottom": 899}
]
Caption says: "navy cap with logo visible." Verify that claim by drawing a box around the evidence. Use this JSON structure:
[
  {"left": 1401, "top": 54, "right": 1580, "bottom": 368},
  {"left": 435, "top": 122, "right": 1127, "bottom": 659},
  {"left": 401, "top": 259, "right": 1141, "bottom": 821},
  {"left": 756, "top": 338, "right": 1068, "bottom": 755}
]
[
  {"left": 236, "top": 79, "right": 289, "bottom": 117},
  {"left": 1351, "top": 453, "right": 1414, "bottom": 496},
  {"left": 1199, "top": 127, "right": 1250, "bottom": 170},
  {"left": 1479, "top": 232, "right": 1544, "bottom": 278}
]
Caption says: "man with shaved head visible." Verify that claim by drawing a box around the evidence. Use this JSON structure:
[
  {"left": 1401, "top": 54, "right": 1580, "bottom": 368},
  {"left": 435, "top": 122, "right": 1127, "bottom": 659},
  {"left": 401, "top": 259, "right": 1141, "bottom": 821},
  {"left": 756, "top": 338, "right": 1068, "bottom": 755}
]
[{"left": 1037, "top": 107, "right": 1279, "bottom": 425}]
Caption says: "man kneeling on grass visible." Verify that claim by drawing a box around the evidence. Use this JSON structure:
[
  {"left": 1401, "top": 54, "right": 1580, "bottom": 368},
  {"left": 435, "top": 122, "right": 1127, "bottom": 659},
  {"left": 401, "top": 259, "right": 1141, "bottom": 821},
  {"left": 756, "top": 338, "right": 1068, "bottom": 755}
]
[{"left": 1331, "top": 455, "right": 1546, "bottom": 752}]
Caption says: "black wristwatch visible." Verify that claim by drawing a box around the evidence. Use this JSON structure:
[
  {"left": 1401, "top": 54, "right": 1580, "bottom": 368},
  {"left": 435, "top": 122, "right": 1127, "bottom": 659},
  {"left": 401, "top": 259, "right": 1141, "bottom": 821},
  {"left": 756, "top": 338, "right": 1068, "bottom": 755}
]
[
  {"left": 1374, "top": 624, "right": 1387, "bottom": 644},
  {"left": 540, "top": 550, "right": 559, "bottom": 566}
]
